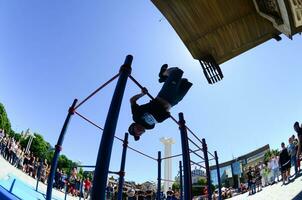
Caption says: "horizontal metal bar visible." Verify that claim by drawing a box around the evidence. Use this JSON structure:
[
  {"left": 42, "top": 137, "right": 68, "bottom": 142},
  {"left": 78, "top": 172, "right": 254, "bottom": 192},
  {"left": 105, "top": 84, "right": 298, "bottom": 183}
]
[
  {"left": 161, "top": 153, "right": 183, "bottom": 160},
  {"left": 191, "top": 160, "right": 205, "bottom": 169},
  {"left": 108, "top": 171, "right": 120, "bottom": 175},
  {"left": 161, "top": 179, "right": 177, "bottom": 182},
  {"left": 77, "top": 165, "right": 95, "bottom": 168},
  {"left": 190, "top": 149, "right": 204, "bottom": 160},
  {"left": 188, "top": 137, "right": 203, "bottom": 151},
  {"left": 75, "top": 73, "right": 120, "bottom": 110}
]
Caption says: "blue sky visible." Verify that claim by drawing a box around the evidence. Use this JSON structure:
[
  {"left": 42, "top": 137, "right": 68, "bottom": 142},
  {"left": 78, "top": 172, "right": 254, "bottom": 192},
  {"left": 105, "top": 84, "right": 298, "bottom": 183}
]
[{"left": 0, "top": 1, "right": 301, "bottom": 183}]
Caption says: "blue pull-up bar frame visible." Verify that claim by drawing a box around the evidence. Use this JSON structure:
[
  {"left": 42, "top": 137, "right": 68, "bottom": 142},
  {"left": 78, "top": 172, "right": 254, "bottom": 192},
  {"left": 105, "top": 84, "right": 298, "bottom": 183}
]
[{"left": 43, "top": 55, "right": 222, "bottom": 200}]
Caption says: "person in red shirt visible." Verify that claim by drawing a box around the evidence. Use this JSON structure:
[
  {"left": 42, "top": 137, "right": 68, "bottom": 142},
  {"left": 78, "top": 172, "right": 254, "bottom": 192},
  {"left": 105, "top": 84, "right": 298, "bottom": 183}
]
[{"left": 83, "top": 177, "right": 92, "bottom": 199}]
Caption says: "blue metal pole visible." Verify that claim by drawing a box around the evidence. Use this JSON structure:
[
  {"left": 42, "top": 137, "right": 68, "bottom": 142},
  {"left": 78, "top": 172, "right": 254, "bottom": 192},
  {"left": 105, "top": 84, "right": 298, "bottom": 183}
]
[
  {"left": 46, "top": 99, "right": 78, "bottom": 200},
  {"left": 9, "top": 179, "right": 16, "bottom": 193},
  {"left": 157, "top": 151, "right": 162, "bottom": 200},
  {"left": 179, "top": 161, "right": 183, "bottom": 200},
  {"left": 178, "top": 113, "right": 192, "bottom": 200},
  {"left": 90, "top": 55, "right": 132, "bottom": 200},
  {"left": 202, "top": 138, "right": 212, "bottom": 200},
  {"left": 64, "top": 183, "right": 68, "bottom": 200},
  {"left": 117, "top": 133, "right": 129, "bottom": 200},
  {"left": 214, "top": 151, "right": 222, "bottom": 200},
  {"left": 79, "top": 180, "right": 83, "bottom": 200}
]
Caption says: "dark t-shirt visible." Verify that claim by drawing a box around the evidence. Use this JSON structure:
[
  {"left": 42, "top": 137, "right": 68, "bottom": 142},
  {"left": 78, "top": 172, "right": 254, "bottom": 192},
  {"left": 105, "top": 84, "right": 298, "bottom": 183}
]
[
  {"left": 279, "top": 148, "right": 290, "bottom": 166},
  {"left": 131, "top": 100, "right": 170, "bottom": 129},
  {"left": 247, "top": 170, "right": 253, "bottom": 181}
]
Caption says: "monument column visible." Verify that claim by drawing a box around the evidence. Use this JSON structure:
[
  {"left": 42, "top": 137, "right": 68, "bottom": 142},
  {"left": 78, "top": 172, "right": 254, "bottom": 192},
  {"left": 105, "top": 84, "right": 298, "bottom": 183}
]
[{"left": 160, "top": 137, "right": 175, "bottom": 194}]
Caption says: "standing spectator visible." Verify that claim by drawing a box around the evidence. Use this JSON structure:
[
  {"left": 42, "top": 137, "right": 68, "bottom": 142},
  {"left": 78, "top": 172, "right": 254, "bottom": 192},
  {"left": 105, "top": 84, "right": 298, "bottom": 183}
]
[
  {"left": 0, "top": 129, "right": 4, "bottom": 149},
  {"left": 254, "top": 165, "right": 262, "bottom": 192},
  {"left": 15, "top": 147, "right": 23, "bottom": 168},
  {"left": 279, "top": 142, "right": 291, "bottom": 184},
  {"left": 288, "top": 137, "right": 298, "bottom": 177},
  {"left": 40, "top": 159, "right": 48, "bottom": 183},
  {"left": 145, "top": 190, "right": 153, "bottom": 200},
  {"left": 269, "top": 155, "right": 280, "bottom": 184},
  {"left": 137, "top": 190, "right": 145, "bottom": 200},
  {"left": 60, "top": 170, "right": 67, "bottom": 191},
  {"left": 0, "top": 131, "right": 6, "bottom": 154},
  {"left": 292, "top": 134, "right": 301, "bottom": 173},
  {"left": 9, "top": 139, "right": 17, "bottom": 164},
  {"left": 247, "top": 166, "right": 255, "bottom": 195},
  {"left": 294, "top": 122, "right": 302, "bottom": 172},
  {"left": 54, "top": 168, "right": 62, "bottom": 189},
  {"left": 68, "top": 167, "right": 78, "bottom": 196},
  {"left": 23, "top": 152, "right": 30, "bottom": 172},
  {"left": 27, "top": 155, "right": 36, "bottom": 176},
  {"left": 106, "top": 183, "right": 114, "bottom": 200},
  {"left": 127, "top": 188, "right": 136, "bottom": 200},
  {"left": 83, "top": 177, "right": 92, "bottom": 200},
  {"left": 33, "top": 157, "right": 40, "bottom": 178},
  {"left": 261, "top": 163, "right": 269, "bottom": 187}
]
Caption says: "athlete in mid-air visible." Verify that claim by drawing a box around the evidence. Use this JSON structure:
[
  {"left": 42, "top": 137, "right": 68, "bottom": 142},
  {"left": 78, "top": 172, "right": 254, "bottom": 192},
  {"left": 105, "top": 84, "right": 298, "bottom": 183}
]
[{"left": 128, "top": 64, "right": 192, "bottom": 141}]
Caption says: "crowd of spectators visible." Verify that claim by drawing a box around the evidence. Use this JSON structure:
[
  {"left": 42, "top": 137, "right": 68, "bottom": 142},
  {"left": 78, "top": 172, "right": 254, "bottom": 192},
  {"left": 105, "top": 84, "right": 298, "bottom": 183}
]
[
  {"left": 0, "top": 131, "right": 50, "bottom": 182},
  {"left": 245, "top": 133, "right": 300, "bottom": 196},
  {"left": 1, "top": 121, "right": 302, "bottom": 200},
  {"left": 0, "top": 129, "right": 92, "bottom": 200},
  {"left": 105, "top": 186, "right": 181, "bottom": 200}
]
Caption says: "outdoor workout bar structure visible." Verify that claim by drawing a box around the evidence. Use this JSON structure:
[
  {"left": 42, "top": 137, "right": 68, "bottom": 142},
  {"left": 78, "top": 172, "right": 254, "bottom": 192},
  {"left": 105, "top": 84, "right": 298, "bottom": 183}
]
[{"left": 45, "top": 55, "right": 222, "bottom": 200}]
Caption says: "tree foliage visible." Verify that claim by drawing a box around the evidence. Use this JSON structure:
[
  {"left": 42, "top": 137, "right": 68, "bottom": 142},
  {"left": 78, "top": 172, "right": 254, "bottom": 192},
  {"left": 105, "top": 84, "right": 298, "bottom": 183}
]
[
  {"left": 0, "top": 102, "right": 77, "bottom": 173},
  {"left": 172, "top": 181, "right": 180, "bottom": 190},
  {"left": 0, "top": 103, "right": 12, "bottom": 136},
  {"left": 264, "top": 149, "right": 279, "bottom": 162}
]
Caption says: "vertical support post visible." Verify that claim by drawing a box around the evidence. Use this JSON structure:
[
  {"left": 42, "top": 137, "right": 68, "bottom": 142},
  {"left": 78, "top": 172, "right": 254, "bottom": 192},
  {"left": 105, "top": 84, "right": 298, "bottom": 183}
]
[
  {"left": 117, "top": 133, "right": 129, "bottom": 200},
  {"left": 179, "top": 161, "right": 183, "bottom": 200},
  {"left": 157, "top": 151, "right": 162, "bottom": 200},
  {"left": 90, "top": 55, "right": 132, "bottom": 200},
  {"left": 202, "top": 138, "right": 212, "bottom": 200},
  {"left": 214, "top": 151, "right": 222, "bottom": 200},
  {"left": 79, "top": 180, "right": 83, "bottom": 200},
  {"left": 9, "top": 179, "right": 16, "bottom": 193},
  {"left": 64, "top": 183, "right": 68, "bottom": 200},
  {"left": 46, "top": 99, "right": 78, "bottom": 200},
  {"left": 178, "top": 113, "right": 192, "bottom": 200}
]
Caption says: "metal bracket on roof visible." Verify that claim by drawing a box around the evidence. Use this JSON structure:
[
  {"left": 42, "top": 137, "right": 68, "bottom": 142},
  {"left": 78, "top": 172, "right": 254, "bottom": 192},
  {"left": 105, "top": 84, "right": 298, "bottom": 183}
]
[{"left": 199, "top": 55, "right": 224, "bottom": 84}]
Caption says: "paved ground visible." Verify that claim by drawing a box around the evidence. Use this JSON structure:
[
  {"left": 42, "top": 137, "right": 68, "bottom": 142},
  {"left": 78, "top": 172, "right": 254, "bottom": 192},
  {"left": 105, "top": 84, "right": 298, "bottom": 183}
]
[
  {"left": 230, "top": 168, "right": 302, "bottom": 200},
  {"left": 0, "top": 155, "right": 78, "bottom": 200}
]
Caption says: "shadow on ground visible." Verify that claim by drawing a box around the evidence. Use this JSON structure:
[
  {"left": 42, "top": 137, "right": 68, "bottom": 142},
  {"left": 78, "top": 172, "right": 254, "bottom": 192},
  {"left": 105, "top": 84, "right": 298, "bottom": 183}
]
[{"left": 292, "top": 190, "right": 302, "bottom": 200}]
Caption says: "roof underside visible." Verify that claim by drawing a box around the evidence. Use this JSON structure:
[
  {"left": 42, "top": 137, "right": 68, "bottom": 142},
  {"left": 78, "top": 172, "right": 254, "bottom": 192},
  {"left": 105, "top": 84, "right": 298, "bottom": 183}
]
[{"left": 152, "top": 0, "right": 280, "bottom": 64}]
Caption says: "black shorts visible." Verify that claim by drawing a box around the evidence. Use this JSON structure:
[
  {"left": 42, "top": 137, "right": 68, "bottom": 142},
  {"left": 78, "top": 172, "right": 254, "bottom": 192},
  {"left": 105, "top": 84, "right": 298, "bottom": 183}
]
[{"left": 281, "top": 162, "right": 291, "bottom": 172}]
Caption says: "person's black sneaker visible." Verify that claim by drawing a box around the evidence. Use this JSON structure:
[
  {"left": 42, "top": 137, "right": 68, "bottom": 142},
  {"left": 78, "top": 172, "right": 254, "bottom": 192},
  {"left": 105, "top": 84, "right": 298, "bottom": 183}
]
[{"left": 159, "top": 64, "right": 168, "bottom": 83}]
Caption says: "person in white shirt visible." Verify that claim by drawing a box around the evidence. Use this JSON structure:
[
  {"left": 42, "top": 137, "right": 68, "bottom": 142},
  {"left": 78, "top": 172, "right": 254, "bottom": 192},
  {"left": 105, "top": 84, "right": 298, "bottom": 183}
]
[{"left": 269, "top": 155, "right": 279, "bottom": 184}]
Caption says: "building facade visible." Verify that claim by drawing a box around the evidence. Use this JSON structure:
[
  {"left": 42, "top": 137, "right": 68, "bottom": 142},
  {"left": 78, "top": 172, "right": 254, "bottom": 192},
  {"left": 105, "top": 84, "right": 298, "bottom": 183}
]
[{"left": 210, "top": 144, "right": 270, "bottom": 188}]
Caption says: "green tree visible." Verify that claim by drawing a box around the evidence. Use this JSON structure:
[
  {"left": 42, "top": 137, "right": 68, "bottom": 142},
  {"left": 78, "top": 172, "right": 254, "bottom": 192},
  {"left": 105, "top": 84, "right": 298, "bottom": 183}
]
[
  {"left": 264, "top": 149, "right": 279, "bottom": 162},
  {"left": 0, "top": 103, "right": 12, "bottom": 135},
  {"left": 172, "top": 181, "right": 180, "bottom": 190},
  {"left": 0, "top": 101, "right": 86, "bottom": 176},
  {"left": 30, "top": 134, "right": 51, "bottom": 158},
  {"left": 192, "top": 178, "right": 207, "bottom": 196}
]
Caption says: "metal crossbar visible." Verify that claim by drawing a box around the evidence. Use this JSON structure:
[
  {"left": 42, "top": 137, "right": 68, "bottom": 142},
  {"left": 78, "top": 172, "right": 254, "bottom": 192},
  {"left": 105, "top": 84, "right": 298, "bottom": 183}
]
[
  {"left": 161, "top": 148, "right": 203, "bottom": 160},
  {"left": 190, "top": 149, "right": 204, "bottom": 160},
  {"left": 191, "top": 160, "right": 205, "bottom": 169},
  {"left": 75, "top": 111, "right": 156, "bottom": 161},
  {"left": 75, "top": 73, "right": 120, "bottom": 110},
  {"left": 161, "top": 179, "right": 177, "bottom": 182},
  {"left": 188, "top": 137, "right": 202, "bottom": 151}
]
